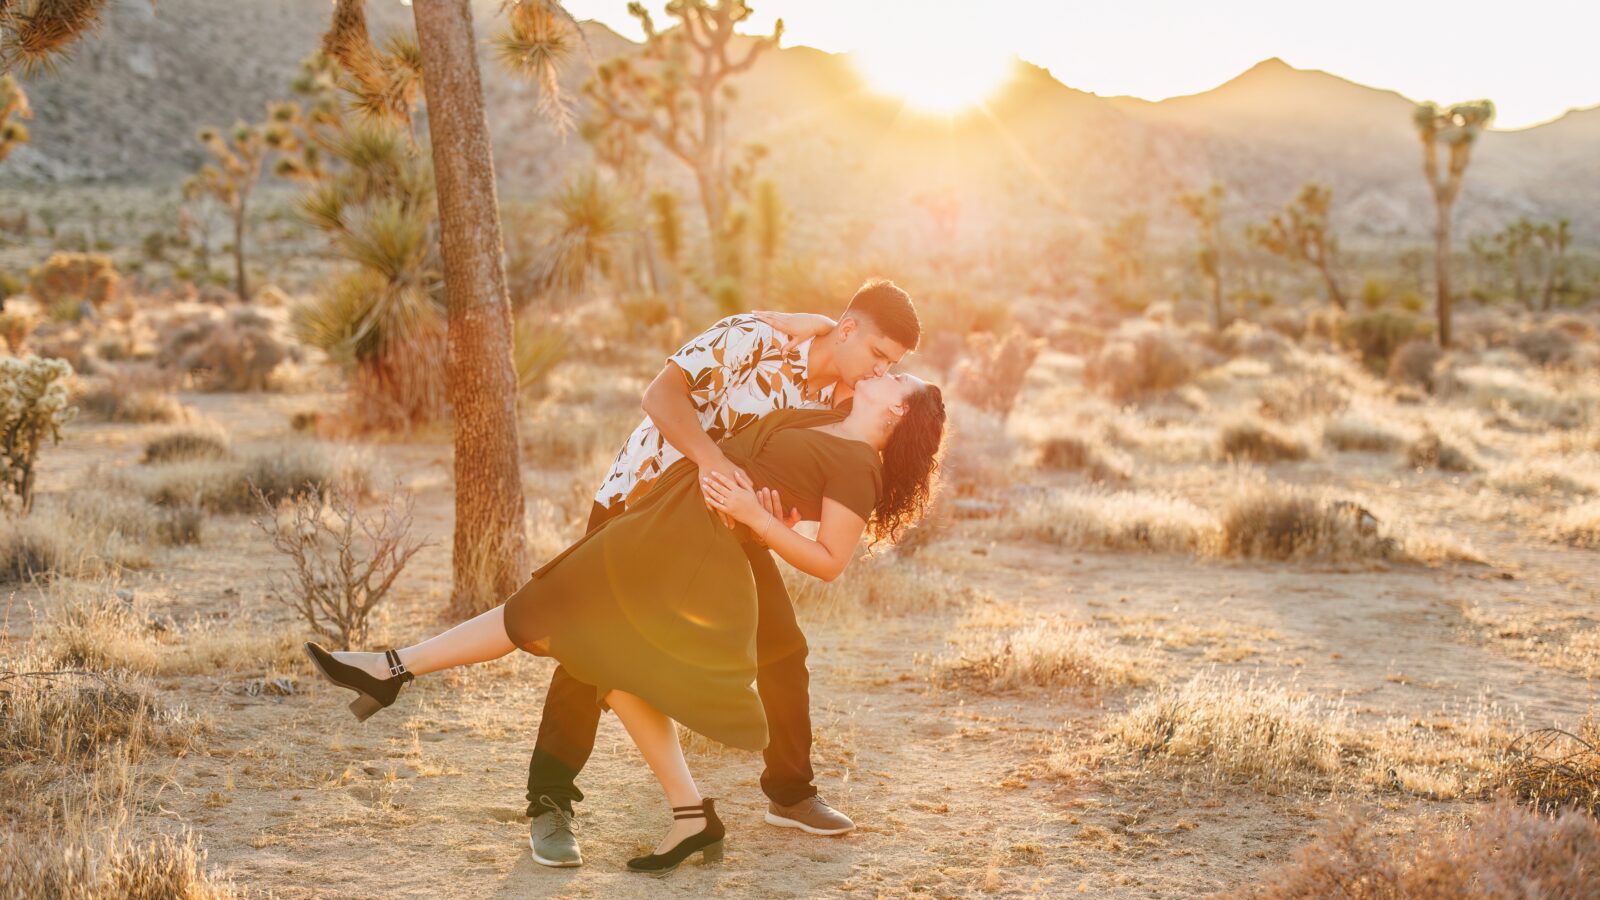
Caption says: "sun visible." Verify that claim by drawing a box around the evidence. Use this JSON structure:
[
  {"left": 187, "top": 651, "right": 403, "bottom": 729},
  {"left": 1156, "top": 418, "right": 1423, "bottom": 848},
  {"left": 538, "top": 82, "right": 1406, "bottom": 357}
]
[{"left": 853, "top": 40, "right": 1015, "bottom": 116}]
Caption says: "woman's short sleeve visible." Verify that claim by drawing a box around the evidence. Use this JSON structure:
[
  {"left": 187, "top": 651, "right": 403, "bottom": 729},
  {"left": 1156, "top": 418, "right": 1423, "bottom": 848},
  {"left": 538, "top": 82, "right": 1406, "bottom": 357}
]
[{"left": 822, "top": 459, "right": 882, "bottom": 521}]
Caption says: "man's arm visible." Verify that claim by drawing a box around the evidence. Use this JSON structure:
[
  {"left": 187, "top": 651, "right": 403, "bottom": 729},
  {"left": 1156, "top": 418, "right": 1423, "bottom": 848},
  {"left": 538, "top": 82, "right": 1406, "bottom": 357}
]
[{"left": 641, "top": 361, "right": 747, "bottom": 527}]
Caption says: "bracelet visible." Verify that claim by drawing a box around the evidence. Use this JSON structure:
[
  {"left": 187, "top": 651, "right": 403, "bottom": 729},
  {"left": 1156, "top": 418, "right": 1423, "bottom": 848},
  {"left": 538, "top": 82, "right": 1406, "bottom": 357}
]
[{"left": 759, "top": 513, "right": 776, "bottom": 544}]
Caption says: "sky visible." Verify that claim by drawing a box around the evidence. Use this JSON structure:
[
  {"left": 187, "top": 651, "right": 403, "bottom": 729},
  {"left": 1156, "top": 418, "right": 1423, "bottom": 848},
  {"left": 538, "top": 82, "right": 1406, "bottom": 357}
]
[{"left": 560, "top": 0, "right": 1599, "bottom": 130}]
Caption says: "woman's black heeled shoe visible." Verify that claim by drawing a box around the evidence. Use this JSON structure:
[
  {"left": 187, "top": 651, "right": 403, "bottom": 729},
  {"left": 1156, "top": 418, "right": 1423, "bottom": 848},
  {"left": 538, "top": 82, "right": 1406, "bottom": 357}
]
[
  {"left": 626, "top": 798, "right": 726, "bottom": 874},
  {"left": 303, "top": 642, "right": 414, "bottom": 722}
]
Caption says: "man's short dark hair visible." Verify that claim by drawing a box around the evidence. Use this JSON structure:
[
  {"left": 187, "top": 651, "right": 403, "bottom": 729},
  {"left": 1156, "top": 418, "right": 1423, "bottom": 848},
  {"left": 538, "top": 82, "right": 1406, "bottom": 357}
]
[{"left": 844, "top": 279, "right": 921, "bottom": 351}]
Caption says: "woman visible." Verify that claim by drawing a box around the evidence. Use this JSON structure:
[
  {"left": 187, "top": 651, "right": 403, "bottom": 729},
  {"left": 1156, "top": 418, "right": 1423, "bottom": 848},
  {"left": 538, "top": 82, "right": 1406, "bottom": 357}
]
[{"left": 303, "top": 373, "right": 945, "bottom": 873}]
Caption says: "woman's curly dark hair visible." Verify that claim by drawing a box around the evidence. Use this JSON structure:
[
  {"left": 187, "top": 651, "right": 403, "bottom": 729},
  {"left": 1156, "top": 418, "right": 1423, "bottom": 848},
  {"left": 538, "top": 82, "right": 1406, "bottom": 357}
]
[{"left": 868, "top": 384, "right": 947, "bottom": 546}]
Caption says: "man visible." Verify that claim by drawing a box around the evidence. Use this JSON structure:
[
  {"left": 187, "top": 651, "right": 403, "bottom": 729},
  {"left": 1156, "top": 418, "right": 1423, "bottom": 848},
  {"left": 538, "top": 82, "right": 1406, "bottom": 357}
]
[{"left": 526, "top": 279, "right": 922, "bottom": 867}]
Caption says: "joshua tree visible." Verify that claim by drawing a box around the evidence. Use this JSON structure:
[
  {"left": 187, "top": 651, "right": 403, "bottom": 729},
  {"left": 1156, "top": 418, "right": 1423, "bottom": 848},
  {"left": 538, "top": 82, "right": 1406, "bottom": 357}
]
[
  {"left": 320, "top": 0, "right": 575, "bottom": 613},
  {"left": 1178, "top": 181, "right": 1226, "bottom": 328},
  {"left": 1096, "top": 213, "right": 1150, "bottom": 312},
  {"left": 583, "top": 1, "right": 782, "bottom": 280},
  {"left": 1247, "top": 181, "right": 1346, "bottom": 311},
  {"left": 1491, "top": 218, "right": 1536, "bottom": 308},
  {"left": 534, "top": 168, "right": 632, "bottom": 299},
  {"left": 1413, "top": 99, "right": 1494, "bottom": 347},
  {"left": 1536, "top": 218, "right": 1572, "bottom": 311},
  {"left": 185, "top": 111, "right": 302, "bottom": 300}
]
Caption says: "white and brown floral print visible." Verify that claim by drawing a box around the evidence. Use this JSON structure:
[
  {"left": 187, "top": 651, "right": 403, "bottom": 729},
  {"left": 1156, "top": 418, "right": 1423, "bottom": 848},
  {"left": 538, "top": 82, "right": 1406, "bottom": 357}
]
[{"left": 595, "top": 314, "right": 837, "bottom": 510}]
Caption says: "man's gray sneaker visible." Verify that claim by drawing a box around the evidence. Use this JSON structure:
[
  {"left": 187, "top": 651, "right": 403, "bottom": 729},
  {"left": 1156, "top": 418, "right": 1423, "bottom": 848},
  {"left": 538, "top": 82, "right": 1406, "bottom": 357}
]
[
  {"left": 529, "top": 795, "right": 582, "bottom": 867},
  {"left": 764, "top": 795, "right": 855, "bottom": 836}
]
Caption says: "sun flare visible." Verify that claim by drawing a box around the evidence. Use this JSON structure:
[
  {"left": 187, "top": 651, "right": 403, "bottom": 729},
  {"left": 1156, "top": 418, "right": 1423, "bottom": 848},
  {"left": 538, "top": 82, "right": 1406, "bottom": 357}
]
[{"left": 852, "top": 41, "right": 1015, "bottom": 115}]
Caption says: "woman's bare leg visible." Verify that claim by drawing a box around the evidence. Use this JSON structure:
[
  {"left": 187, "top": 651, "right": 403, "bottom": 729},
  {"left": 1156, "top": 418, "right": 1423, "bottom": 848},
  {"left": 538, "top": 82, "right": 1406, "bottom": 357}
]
[
  {"left": 605, "top": 689, "right": 707, "bottom": 853},
  {"left": 332, "top": 605, "right": 517, "bottom": 679}
]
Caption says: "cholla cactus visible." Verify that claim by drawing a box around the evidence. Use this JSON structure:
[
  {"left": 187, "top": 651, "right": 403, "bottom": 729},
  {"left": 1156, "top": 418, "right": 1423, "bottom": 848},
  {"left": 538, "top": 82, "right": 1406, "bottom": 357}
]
[
  {"left": 1413, "top": 99, "right": 1495, "bottom": 347},
  {"left": 1248, "top": 181, "right": 1346, "bottom": 311},
  {"left": 1179, "top": 181, "right": 1226, "bottom": 328},
  {"left": 0, "top": 356, "right": 76, "bottom": 513},
  {"left": 584, "top": 1, "right": 782, "bottom": 279},
  {"left": 0, "top": 73, "right": 31, "bottom": 162}
]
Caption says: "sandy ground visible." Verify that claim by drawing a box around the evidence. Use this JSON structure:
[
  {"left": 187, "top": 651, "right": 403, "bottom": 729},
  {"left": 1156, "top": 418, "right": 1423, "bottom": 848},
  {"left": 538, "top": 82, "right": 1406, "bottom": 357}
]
[{"left": 7, "top": 385, "right": 1598, "bottom": 899}]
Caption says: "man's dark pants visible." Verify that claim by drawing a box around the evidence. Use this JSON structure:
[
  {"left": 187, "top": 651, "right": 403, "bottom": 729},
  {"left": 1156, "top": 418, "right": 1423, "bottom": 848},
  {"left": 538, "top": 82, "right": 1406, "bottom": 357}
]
[{"left": 524, "top": 501, "right": 817, "bottom": 815}]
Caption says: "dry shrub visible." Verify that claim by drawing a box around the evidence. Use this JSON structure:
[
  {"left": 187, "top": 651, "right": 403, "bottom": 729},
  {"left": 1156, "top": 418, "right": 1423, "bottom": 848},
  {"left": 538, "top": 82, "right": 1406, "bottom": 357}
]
[
  {"left": 1214, "top": 319, "right": 1294, "bottom": 361},
  {"left": 253, "top": 482, "right": 427, "bottom": 649},
  {"left": 74, "top": 377, "right": 188, "bottom": 425},
  {"left": 1437, "top": 364, "right": 1598, "bottom": 430},
  {"left": 1322, "top": 411, "right": 1407, "bottom": 453},
  {"left": 0, "top": 825, "right": 234, "bottom": 900},
  {"left": 1083, "top": 324, "right": 1197, "bottom": 403},
  {"left": 1513, "top": 325, "right": 1579, "bottom": 367},
  {"left": 1218, "top": 419, "right": 1309, "bottom": 463},
  {"left": 1386, "top": 338, "right": 1442, "bottom": 391},
  {"left": 1012, "top": 487, "right": 1218, "bottom": 555},
  {"left": 1340, "top": 311, "right": 1432, "bottom": 370},
  {"left": 1405, "top": 429, "right": 1481, "bottom": 472},
  {"left": 0, "top": 490, "right": 184, "bottom": 583},
  {"left": 169, "top": 309, "right": 290, "bottom": 392},
  {"left": 1488, "top": 460, "right": 1600, "bottom": 499},
  {"left": 952, "top": 329, "right": 1043, "bottom": 420},
  {"left": 142, "top": 428, "right": 231, "bottom": 465},
  {"left": 1217, "top": 488, "right": 1396, "bottom": 562},
  {"left": 41, "top": 585, "right": 301, "bottom": 677},
  {"left": 1035, "top": 434, "right": 1131, "bottom": 483},
  {"left": 1105, "top": 670, "right": 1344, "bottom": 788},
  {"left": 1504, "top": 716, "right": 1600, "bottom": 817},
  {"left": 942, "top": 402, "right": 1021, "bottom": 498},
  {"left": 117, "top": 441, "right": 368, "bottom": 514},
  {"left": 1556, "top": 500, "right": 1600, "bottom": 547},
  {"left": 1242, "top": 800, "right": 1600, "bottom": 899},
  {"left": 938, "top": 611, "right": 1151, "bottom": 692},
  {"left": 27, "top": 252, "right": 121, "bottom": 309}
]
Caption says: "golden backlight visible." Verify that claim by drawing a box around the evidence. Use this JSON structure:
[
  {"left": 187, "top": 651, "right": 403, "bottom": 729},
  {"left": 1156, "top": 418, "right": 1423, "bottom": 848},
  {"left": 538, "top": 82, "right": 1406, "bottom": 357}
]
[{"left": 852, "top": 39, "right": 1015, "bottom": 115}]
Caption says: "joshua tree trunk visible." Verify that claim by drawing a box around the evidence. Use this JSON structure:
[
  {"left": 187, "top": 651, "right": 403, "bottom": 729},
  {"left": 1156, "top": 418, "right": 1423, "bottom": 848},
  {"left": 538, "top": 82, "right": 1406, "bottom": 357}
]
[
  {"left": 1318, "top": 261, "right": 1346, "bottom": 311},
  {"left": 232, "top": 195, "right": 249, "bottom": 301},
  {"left": 1433, "top": 208, "right": 1452, "bottom": 347},
  {"left": 411, "top": 0, "right": 529, "bottom": 614}
]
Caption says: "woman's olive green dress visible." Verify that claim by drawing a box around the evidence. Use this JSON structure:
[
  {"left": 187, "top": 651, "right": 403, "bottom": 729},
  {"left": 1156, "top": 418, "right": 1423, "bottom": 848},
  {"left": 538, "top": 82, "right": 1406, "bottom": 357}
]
[{"left": 503, "top": 407, "right": 882, "bottom": 751}]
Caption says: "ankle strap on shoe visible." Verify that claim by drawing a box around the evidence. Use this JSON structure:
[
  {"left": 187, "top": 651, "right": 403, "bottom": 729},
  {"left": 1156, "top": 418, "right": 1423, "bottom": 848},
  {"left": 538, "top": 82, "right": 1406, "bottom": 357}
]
[
  {"left": 385, "top": 649, "right": 409, "bottom": 678},
  {"left": 671, "top": 802, "right": 707, "bottom": 819}
]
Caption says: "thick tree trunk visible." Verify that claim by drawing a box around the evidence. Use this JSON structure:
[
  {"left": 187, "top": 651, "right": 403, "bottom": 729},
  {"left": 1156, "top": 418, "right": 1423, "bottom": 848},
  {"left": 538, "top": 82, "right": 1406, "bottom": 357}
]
[
  {"left": 1434, "top": 208, "right": 1452, "bottom": 348},
  {"left": 1319, "top": 263, "right": 1345, "bottom": 311},
  {"left": 411, "top": 0, "right": 529, "bottom": 615}
]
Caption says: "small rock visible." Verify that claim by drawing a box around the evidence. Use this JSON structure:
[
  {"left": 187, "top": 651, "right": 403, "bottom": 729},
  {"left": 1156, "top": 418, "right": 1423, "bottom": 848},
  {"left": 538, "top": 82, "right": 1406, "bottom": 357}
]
[{"left": 115, "top": 588, "right": 135, "bottom": 603}]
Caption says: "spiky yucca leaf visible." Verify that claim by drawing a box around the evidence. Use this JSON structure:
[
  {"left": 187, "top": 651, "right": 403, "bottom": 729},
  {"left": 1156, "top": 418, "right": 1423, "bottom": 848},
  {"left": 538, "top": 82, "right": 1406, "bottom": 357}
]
[
  {"left": 494, "top": 0, "right": 578, "bottom": 132},
  {"left": 336, "top": 196, "right": 433, "bottom": 284},
  {"left": 536, "top": 170, "right": 631, "bottom": 298},
  {"left": 513, "top": 313, "right": 568, "bottom": 393},
  {"left": 3, "top": 0, "right": 112, "bottom": 75},
  {"left": 294, "top": 268, "right": 441, "bottom": 366}
]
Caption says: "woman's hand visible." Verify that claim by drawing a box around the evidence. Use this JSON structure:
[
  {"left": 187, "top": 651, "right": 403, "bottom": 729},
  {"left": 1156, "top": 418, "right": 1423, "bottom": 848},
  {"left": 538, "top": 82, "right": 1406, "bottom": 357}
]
[
  {"left": 701, "top": 471, "right": 767, "bottom": 528},
  {"left": 754, "top": 486, "right": 802, "bottom": 546},
  {"left": 752, "top": 311, "right": 837, "bottom": 353}
]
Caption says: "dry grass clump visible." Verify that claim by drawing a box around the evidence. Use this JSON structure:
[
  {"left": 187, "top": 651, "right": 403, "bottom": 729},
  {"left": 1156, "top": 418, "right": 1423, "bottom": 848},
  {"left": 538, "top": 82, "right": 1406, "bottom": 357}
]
[
  {"left": 115, "top": 441, "right": 369, "bottom": 513},
  {"left": 1513, "top": 325, "right": 1580, "bottom": 367},
  {"left": 1104, "top": 670, "right": 1345, "bottom": 788},
  {"left": 75, "top": 378, "right": 188, "bottom": 424},
  {"left": 937, "top": 608, "right": 1152, "bottom": 692},
  {"left": 1011, "top": 487, "right": 1219, "bottom": 555},
  {"left": 1503, "top": 715, "right": 1600, "bottom": 816},
  {"left": 1241, "top": 800, "right": 1600, "bottom": 899},
  {"left": 942, "top": 402, "right": 1022, "bottom": 497},
  {"left": 0, "top": 828, "right": 235, "bottom": 900},
  {"left": 1487, "top": 459, "right": 1600, "bottom": 499},
  {"left": 952, "top": 329, "right": 1043, "bottom": 420},
  {"left": 1437, "top": 363, "right": 1598, "bottom": 430},
  {"left": 520, "top": 399, "right": 641, "bottom": 474},
  {"left": 1217, "top": 487, "right": 1398, "bottom": 562},
  {"left": 1217, "top": 418, "right": 1309, "bottom": 463},
  {"left": 1555, "top": 500, "right": 1600, "bottom": 547},
  {"left": 142, "top": 428, "right": 231, "bottom": 465},
  {"left": 1385, "top": 337, "right": 1442, "bottom": 391},
  {"left": 1322, "top": 410, "right": 1408, "bottom": 453},
  {"left": 1083, "top": 323, "right": 1197, "bottom": 403},
  {"left": 0, "top": 489, "right": 190, "bottom": 583},
  {"left": 1405, "top": 428, "right": 1482, "bottom": 472},
  {"left": 1034, "top": 434, "right": 1132, "bottom": 483}
]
